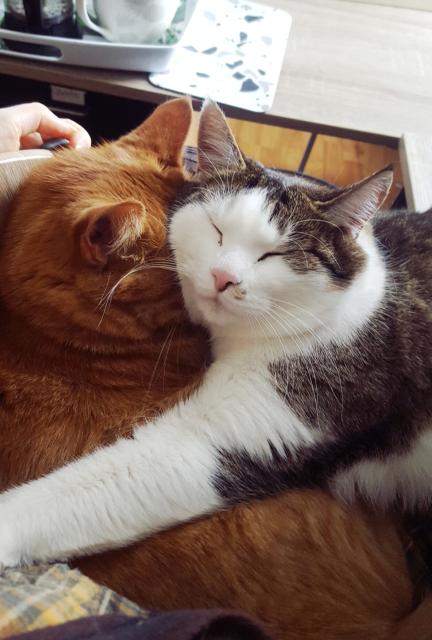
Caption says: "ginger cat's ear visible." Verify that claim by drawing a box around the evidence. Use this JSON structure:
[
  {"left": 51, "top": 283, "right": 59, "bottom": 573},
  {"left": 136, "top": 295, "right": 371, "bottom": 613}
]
[
  {"left": 119, "top": 97, "right": 193, "bottom": 168},
  {"left": 197, "top": 98, "right": 245, "bottom": 177},
  {"left": 80, "top": 200, "right": 146, "bottom": 267},
  {"left": 320, "top": 166, "right": 393, "bottom": 238}
]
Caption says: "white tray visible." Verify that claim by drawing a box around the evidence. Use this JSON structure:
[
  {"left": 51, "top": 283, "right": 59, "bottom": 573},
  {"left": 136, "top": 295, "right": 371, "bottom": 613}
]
[{"left": 0, "top": 0, "right": 198, "bottom": 72}]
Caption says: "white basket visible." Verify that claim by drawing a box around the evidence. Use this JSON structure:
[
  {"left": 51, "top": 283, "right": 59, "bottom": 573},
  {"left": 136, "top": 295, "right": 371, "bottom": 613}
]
[{"left": 0, "top": 0, "right": 198, "bottom": 72}]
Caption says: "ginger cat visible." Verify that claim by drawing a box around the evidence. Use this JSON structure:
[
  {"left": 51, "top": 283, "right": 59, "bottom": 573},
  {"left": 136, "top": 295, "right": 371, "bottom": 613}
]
[{"left": 0, "top": 98, "right": 425, "bottom": 640}]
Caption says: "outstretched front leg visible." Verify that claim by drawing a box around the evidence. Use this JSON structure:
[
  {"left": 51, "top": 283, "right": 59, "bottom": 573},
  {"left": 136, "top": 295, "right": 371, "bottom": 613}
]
[
  {"left": 0, "top": 404, "right": 221, "bottom": 567},
  {"left": 0, "top": 364, "right": 309, "bottom": 568}
]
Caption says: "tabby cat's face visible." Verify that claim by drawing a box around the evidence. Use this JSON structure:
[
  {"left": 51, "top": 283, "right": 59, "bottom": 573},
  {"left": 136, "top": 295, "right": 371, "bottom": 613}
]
[
  {"left": 170, "top": 171, "right": 348, "bottom": 333},
  {"left": 170, "top": 100, "right": 392, "bottom": 339}
]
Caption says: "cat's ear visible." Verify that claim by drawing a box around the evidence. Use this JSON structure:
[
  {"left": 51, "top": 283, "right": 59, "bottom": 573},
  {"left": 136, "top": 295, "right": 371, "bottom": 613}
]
[
  {"left": 197, "top": 98, "right": 246, "bottom": 176},
  {"left": 119, "top": 97, "right": 193, "bottom": 167},
  {"left": 322, "top": 167, "right": 393, "bottom": 238},
  {"left": 80, "top": 200, "right": 146, "bottom": 267}
]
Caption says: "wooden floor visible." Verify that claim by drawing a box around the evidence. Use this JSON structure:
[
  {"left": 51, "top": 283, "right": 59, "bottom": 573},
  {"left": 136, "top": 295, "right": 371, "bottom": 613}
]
[
  {"left": 188, "top": 112, "right": 402, "bottom": 206},
  {"left": 228, "top": 118, "right": 402, "bottom": 206}
]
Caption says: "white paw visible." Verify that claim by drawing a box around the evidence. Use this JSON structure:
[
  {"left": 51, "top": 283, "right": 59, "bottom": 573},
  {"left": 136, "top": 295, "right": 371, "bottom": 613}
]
[{"left": 0, "top": 522, "right": 22, "bottom": 572}]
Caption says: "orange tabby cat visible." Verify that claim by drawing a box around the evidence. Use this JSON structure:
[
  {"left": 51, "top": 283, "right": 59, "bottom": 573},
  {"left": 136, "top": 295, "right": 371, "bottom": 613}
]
[{"left": 0, "top": 98, "right": 427, "bottom": 640}]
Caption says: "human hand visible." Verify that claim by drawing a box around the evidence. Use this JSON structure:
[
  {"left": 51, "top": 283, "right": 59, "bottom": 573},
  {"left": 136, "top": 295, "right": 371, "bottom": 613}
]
[{"left": 0, "top": 102, "right": 91, "bottom": 153}]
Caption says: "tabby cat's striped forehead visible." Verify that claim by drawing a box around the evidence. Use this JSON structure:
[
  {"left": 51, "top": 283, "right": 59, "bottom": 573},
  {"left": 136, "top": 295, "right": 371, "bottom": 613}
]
[
  {"left": 182, "top": 160, "right": 338, "bottom": 234},
  {"left": 175, "top": 159, "right": 368, "bottom": 287}
]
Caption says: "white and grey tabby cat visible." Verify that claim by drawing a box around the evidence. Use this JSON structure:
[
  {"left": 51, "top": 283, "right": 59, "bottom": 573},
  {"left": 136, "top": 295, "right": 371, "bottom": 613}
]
[{"left": 0, "top": 99, "right": 431, "bottom": 568}]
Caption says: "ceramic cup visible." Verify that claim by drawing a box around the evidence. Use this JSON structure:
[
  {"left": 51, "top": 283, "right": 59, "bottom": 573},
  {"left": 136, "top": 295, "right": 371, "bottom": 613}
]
[{"left": 76, "top": 0, "right": 180, "bottom": 44}]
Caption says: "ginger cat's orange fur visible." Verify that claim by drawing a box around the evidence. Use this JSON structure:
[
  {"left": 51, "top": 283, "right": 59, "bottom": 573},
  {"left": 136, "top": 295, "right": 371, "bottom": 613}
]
[{"left": 0, "top": 99, "right": 427, "bottom": 640}]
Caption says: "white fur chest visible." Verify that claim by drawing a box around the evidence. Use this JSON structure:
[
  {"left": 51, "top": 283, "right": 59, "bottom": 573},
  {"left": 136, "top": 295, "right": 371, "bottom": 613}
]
[{"left": 181, "top": 345, "right": 322, "bottom": 460}]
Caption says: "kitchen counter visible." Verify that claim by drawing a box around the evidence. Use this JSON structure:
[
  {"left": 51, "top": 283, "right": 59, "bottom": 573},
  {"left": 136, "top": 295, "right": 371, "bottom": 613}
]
[{"left": 1, "top": 0, "right": 432, "bottom": 145}]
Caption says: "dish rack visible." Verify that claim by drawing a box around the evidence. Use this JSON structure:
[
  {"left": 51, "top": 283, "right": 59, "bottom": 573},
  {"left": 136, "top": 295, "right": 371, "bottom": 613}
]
[{"left": 0, "top": 0, "right": 198, "bottom": 72}]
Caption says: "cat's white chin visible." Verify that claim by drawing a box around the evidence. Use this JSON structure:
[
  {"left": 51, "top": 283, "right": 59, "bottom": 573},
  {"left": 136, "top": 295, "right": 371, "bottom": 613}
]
[
  {"left": 194, "top": 293, "right": 238, "bottom": 328},
  {"left": 190, "top": 286, "right": 263, "bottom": 330}
]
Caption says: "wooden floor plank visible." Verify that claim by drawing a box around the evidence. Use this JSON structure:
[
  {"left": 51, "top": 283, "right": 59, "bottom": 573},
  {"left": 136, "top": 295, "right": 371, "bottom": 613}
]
[{"left": 190, "top": 113, "right": 402, "bottom": 206}]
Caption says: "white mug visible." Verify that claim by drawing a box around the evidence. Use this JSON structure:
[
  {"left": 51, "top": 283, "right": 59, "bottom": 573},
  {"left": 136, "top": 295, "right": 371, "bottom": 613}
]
[{"left": 76, "top": 0, "right": 180, "bottom": 44}]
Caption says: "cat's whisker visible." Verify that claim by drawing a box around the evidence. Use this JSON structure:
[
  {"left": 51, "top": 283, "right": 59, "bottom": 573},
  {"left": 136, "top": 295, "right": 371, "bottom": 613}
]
[
  {"left": 267, "top": 301, "right": 344, "bottom": 419},
  {"left": 162, "top": 325, "right": 177, "bottom": 392},
  {"left": 268, "top": 297, "right": 339, "bottom": 341},
  {"left": 268, "top": 299, "right": 346, "bottom": 413},
  {"left": 263, "top": 307, "right": 321, "bottom": 425},
  {"left": 290, "top": 230, "right": 341, "bottom": 270},
  {"left": 249, "top": 315, "right": 283, "bottom": 378},
  {"left": 98, "top": 266, "right": 138, "bottom": 307},
  {"left": 299, "top": 218, "right": 344, "bottom": 235},
  {"left": 284, "top": 237, "right": 310, "bottom": 269},
  {"left": 261, "top": 310, "right": 313, "bottom": 409},
  {"left": 274, "top": 313, "right": 338, "bottom": 418},
  {"left": 145, "top": 260, "right": 181, "bottom": 270},
  {"left": 267, "top": 300, "right": 337, "bottom": 364},
  {"left": 141, "top": 263, "right": 178, "bottom": 272},
  {"left": 97, "top": 264, "right": 143, "bottom": 327},
  {"left": 97, "top": 272, "right": 113, "bottom": 311},
  {"left": 96, "top": 260, "right": 188, "bottom": 327},
  {"left": 146, "top": 325, "right": 176, "bottom": 395}
]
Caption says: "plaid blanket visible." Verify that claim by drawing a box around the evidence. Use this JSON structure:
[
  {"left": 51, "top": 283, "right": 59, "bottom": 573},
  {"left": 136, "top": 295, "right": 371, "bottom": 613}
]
[
  {"left": 0, "top": 563, "right": 145, "bottom": 638},
  {"left": 0, "top": 564, "right": 270, "bottom": 640}
]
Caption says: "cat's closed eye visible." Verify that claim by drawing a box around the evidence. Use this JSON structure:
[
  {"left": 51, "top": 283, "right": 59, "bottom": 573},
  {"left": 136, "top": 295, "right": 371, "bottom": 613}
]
[
  {"left": 257, "top": 252, "right": 285, "bottom": 262},
  {"left": 211, "top": 222, "right": 223, "bottom": 246}
]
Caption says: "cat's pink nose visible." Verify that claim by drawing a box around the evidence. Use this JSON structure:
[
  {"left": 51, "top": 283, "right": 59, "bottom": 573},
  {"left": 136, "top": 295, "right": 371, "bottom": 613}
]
[{"left": 211, "top": 268, "right": 239, "bottom": 293}]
